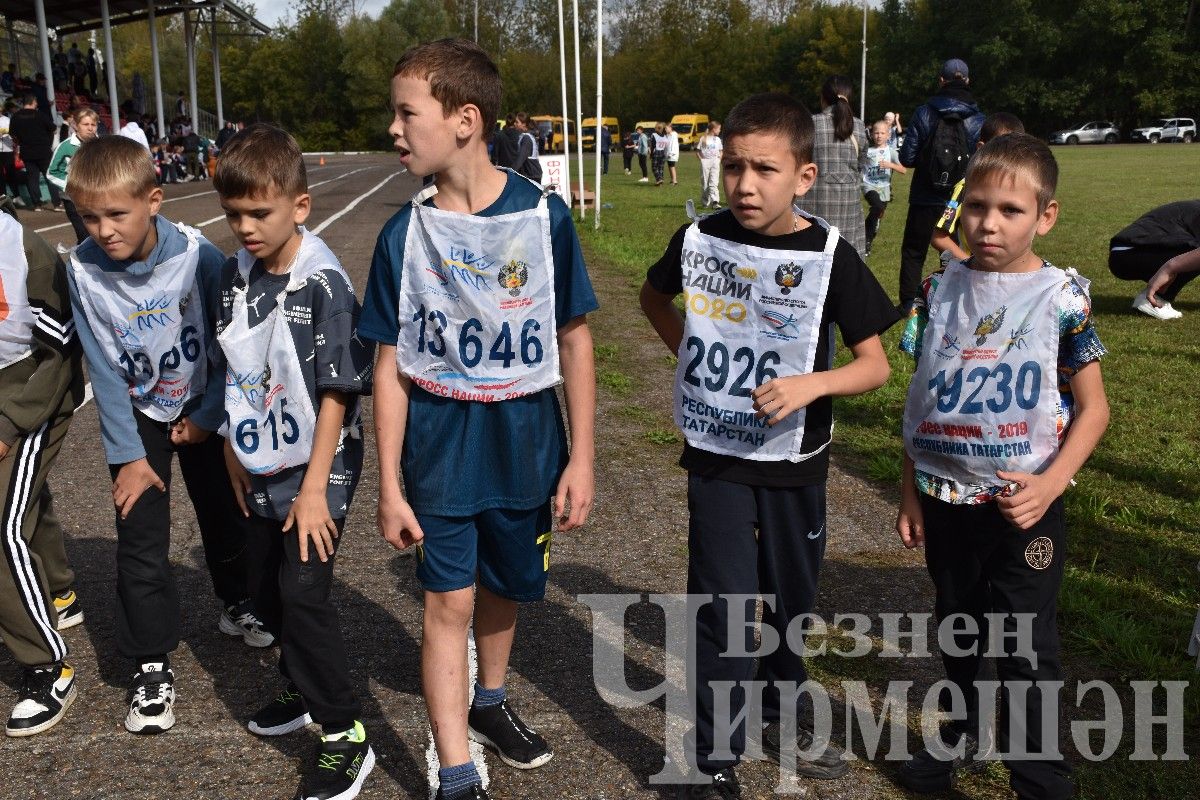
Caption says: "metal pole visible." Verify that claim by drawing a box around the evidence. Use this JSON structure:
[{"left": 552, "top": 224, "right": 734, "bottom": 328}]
[
  {"left": 572, "top": 0, "right": 584, "bottom": 219},
  {"left": 148, "top": 0, "right": 165, "bottom": 143},
  {"left": 860, "top": 0, "right": 867, "bottom": 122},
  {"left": 556, "top": 0, "right": 571, "bottom": 198},
  {"left": 593, "top": 0, "right": 602, "bottom": 230},
  {"left": 34, "top": 0, "right": 58, "bottom": 124},
  {"left": 210, "top": 6, "right": 224, "bottom": 129},
  {"left": 101, "top": 0, "right": 119, "bottom": 129},
  {"left": 5, "top": 18, "right": 18, "bottom": 77},
  {"left": 185, "top": 10, "right": 199, "bottom": 133},
  {"left": 474, "top": 0, "right": 478, "bottom": 42}
]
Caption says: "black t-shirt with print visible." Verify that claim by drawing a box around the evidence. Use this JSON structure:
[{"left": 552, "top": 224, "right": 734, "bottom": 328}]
[{"left": 647, "top": 210, "right": 900, "bottom": 486}]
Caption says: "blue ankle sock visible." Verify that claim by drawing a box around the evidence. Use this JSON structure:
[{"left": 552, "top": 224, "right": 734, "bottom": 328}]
[
  {"left": 438, "top": 762, "right": 481, "bottom": 797},
  {"left": 472, "top": 682, "right": 506, "bottom": 709}
]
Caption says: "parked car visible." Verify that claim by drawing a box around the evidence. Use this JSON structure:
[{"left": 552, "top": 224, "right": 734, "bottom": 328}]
[
  {"left": 1048, "top": 121, "right": 1120, "bottom": 145},
  {"left": 1130, "top": 117, "right": 1196, "bottom": 143}
]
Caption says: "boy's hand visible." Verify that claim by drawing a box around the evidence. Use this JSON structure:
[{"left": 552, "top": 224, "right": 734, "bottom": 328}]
[
  {"left": 283, "top": 488, "right": 338, "bottom": 563},
  {"left": 554, "top": 457, "right": 594, "bottom": 532},
  {"left": 995, "top": 470, "right": 1061, "bottom": 530},
  {"left": 0, "top": 441, "right": 9, "bottom": 462},
  {"left": 378, "top": 487, "right": 424, "bottom": 550},
  {"left": 751, "top": 374, "right": 824, "bottom": 426},
  {"left": 895, "top": 486, "right": 925, "bottom": 548},
  {"left": 222, "top": 438, "right": 252, "bottom": 518},
  {"left": 169, "top": 416, "right": 211, "bottom": 446},
  {"left": 112, "top": 457, "right": 166, "bottom": 519}
]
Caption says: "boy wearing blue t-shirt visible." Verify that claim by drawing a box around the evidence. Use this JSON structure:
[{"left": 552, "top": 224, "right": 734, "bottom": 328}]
[{"left": 361, "top": 38, "right": 597, "bottom": 800}]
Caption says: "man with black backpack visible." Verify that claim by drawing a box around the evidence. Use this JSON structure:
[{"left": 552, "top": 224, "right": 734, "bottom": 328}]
[{"left": 896, "top": 58, "right": 985, "bottom": 310}]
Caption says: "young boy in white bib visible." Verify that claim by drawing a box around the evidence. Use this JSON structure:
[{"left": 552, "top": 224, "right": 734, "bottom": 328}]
[
  {"left": 213, "top": 124, "right": 375, "bottom": 800},
  {"left": 895, "top": 133, "right": 1109, "bottom": 799},
  {"left": 361, "top": 38, "right": 597, "bottom": 800},
  {"left": 65, "top": 136, "right": 265, "bottom": 736},
  {"left": 0, "top": 209, "right": 85, "bottom": 738},
  {"left": 640, "top": 92, "right": 898, "bottom": 798}
]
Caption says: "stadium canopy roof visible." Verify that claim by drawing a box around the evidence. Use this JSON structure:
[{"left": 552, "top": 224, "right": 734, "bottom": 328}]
[
  {"left": 0, "top": 0, "right": 269, "bottom": 37},
  {"left": 5, "top": 1, "right": 270, "bottom": 138}
]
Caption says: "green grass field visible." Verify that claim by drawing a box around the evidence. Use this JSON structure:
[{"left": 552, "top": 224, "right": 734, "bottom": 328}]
[{"left": 571, "top": 144, "right": 1200, "bottom": 797}]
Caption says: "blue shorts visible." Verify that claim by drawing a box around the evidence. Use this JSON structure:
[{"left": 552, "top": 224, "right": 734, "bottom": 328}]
[{"left": 415, "top": 502, "right": 554, "bottom": 601}]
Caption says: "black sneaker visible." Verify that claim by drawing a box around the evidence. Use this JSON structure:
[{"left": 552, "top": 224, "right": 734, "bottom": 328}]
[
  {"left": 676, "top": 767, "right": 741, "bottom": 799},
  {"left": 54, "top": 589, "right": 84, "bottom": 630},
  {"left": 295, "top": 721, "right": 374, "bottom": 800},
  {"left": 435, "top": 785, "right": 491, "bottom": 800},
  {"left": 758, "top": 722, "right": 849, "bottom": 779},
  {"left": 467, "top": 699, "right": 553, "bottom": 769},
  {"left": 249, "top": 684, "right": 311, "bottom": 736},
  {"left": 897, "top": 728, "right": 988, "bottom": 793},
  {"left": 5, "top": 662, "right": 77, "bottom": 737},
  {"left": 124, "top": 661, "right": 175, "bottom": 734}
]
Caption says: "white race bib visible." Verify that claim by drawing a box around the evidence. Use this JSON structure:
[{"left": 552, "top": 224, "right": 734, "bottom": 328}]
[
  {"left": 0, "top": 214, "right": 36, "bottom": 369},
  {"left": 217, "top": 228, "right": 341, "bottom": 475},
  {"left": 395, "top": 173, "right": 561, "bottom": 402},
  {"left": 70, "top": 223, "right": 207, "bottom": 422},
  {"left": 902, "top": 260, "right": 1077, "bottom": 484},
  {"left": 674, "top": 209, "right": 837, "bottom": 461}
]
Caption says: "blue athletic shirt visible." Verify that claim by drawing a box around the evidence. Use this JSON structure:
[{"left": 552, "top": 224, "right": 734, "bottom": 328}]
[{"left": 359, "top": 171, "right": 598, "bottom": 516}]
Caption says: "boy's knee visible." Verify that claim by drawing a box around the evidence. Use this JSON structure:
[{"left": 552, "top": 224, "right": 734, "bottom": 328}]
[{"left": 424, "top": 587, "right": 475, "bottom": 629}]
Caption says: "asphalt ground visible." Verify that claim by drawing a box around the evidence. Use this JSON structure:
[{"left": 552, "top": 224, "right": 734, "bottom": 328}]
[{"left": 2, "top": 153, "right": 1170, "bottom": 799}]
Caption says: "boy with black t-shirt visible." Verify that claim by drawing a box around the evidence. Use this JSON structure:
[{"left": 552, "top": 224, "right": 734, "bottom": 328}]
[
  {"left": 213, "top": 123, "right": 375, "bottom": 800},
  {"left": 640, "top": 92, "right": 899, "bottom": 797}
]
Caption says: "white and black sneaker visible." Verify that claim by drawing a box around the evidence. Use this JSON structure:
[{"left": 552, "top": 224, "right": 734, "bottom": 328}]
[
  {"left": 467, "top": 699, "right": 553, "bottom": 769},
  {"left": 124, "top": 662, "right": 175, "bottom": 734},
  {"left": 54, "top": 590, "right": 84, "bottom": 630},
  {"left": 5, "top": 662, "right": 77, "bottom": 737},
  {"left": 218, "top": 600, "right": 275, "bottom": 648},
  {"left": 295, "top": 721, "right": 374, "bottom": 800},
  {"left": 249, "top": 684, "right": 312, "bottom": 736}
]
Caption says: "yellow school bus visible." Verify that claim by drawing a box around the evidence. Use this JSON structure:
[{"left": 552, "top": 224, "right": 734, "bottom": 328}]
[
  {"left": 581, "top": 117, "right": 621, "bottom": 151},
  {"left": 670, "top": 113, "right": 710, "bottom": 149},
  {"left": 530, "top": 115, "right": 576, "bottom": 153}
]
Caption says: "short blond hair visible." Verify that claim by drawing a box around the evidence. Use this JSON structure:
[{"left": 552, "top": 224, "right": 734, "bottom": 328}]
[
  {"left": 964, "top": 133, "right": 1058, "bottom": 213},
  {"left": 73, "top": 107, "right": 98, "bottom": 125},
  {"left": 67, "top": 135, "right": 157, "bottom": 201}
]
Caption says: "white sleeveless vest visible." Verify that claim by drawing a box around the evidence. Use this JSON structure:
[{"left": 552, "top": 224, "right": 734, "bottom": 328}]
[
  {"left": 0, "top": 213, "right": 36, "bottom": 369},
  {"left": 902, "top": 260, "right": 1082, "bottom": 484},
  {"left": 674, "top": 208, "right": 837, "bottom": 461},
  {"left": 395, "top": 172, "right": 561, "bottom": 402}
]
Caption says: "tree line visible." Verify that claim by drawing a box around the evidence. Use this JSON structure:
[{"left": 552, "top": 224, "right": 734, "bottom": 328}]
[{"left": 98, "top": 0, "right": 1199, "bottom": 151}]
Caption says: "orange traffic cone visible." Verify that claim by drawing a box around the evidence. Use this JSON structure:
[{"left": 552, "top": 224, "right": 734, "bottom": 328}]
[{"left": 319, "top": 156, "right": 326, "bottom": 166}]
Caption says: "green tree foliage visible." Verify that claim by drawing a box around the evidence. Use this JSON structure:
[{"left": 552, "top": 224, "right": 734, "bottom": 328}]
[{"left": 91, "top": 0, "right": 1200, "bottom": 148}]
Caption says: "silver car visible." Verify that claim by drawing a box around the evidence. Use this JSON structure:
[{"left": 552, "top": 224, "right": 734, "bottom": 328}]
[{"left": 1048, "top": 121, "right": 1120, "bottom": 145}]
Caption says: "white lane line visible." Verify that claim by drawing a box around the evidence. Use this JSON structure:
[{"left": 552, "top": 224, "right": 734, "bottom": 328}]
[
  {"left": 32, "top": 163, "right": 371, "bottom": 233},
  {"left": 426, "top": 627, "right": 489, "bottom": 798},
  {"left": 33, "top": 186, "right": 222, "bottom": 234},
  {"left": 76, "top": 381, "right": 94, "bottom": 410},
  {"left": 191, "top": 167, "right": 380, "bottom": 229},
  {"left": 312, "top": 171, "right": 401, "bottom": 235}
]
